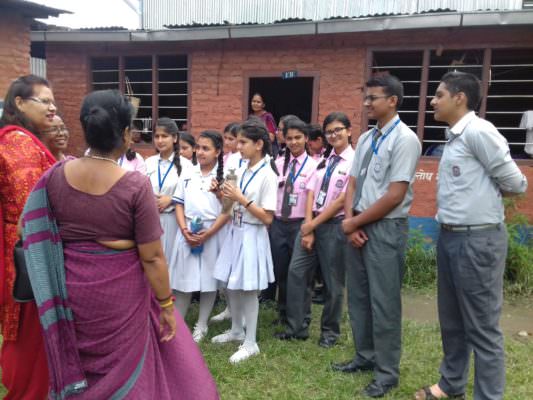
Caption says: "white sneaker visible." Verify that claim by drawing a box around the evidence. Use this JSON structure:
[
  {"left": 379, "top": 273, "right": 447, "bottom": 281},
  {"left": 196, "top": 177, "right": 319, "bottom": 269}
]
[
  {"left": 229, "top": 342, "right": 260, "bottom": 364},
  {"left": 209, "top": 307, "right": 231, "bottom": 323},
  {"left": 192, "top": 325, "right": 208, "bottom": 343},
  {"left": 211, "top": 329, "right": 245, "bottom": 344}
]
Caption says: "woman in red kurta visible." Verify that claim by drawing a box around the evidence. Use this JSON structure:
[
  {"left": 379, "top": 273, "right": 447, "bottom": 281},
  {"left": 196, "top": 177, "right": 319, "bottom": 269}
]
[{"left": 0, "top": 75, "right": 57, "bottom": 399}]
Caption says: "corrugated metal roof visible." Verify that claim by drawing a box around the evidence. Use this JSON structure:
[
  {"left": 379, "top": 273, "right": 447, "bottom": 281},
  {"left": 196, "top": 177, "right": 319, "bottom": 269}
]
[
  {"left": 1, "top": 0, "right": 69, "bottom": 18},
  {"left": 31, "top": 9, "right": 533, "bottom": 43},
  {"left": 143, "top": 0, "right": 523, "bottom": 29}
]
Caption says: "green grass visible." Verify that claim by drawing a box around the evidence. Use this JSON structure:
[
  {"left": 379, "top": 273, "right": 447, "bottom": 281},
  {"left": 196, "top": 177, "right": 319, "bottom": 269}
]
[
  {"left": 2, "top": 301, "right": 532, "bottom": 399},
  {"left": 195, "top": 302, "right": 533, "bottom": 400}
]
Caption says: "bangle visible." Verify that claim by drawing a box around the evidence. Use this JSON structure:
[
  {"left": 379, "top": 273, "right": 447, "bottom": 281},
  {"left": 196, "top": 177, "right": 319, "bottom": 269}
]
[
  {"left": 245, "top": 200, "right": 254, "bottom": 209},
  {"left": 158, "top": 294, "right": 175, "bottom": 309},
  {"left": 159, "top": 297, "right": 175, "bottom": 309},
  {"left": 156, "top": 293, "right": 173, "bottom": 302}
]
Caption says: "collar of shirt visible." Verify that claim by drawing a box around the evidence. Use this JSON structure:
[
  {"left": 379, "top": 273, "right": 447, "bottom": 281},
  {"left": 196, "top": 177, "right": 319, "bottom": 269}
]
[
  {"left": 158, "top": 152, "right": 175, "bottom": 163},
  {"left": 193, "top": 163, "right": 217, "bottom": 177},
  {"left": 289, "top": 151, "right": 308, "bottom": 166},
  {"left": 246, "top": 156, "right": 268, "bottom": 173},
  {"left": 331, "top": 145, "right": 353, "bottom": 161},
  {"left": 446, "top": 111, "right": 476, "bottom": 140},
  {"left": 375, "top": 114, "right": 400, "bottom": 135}
]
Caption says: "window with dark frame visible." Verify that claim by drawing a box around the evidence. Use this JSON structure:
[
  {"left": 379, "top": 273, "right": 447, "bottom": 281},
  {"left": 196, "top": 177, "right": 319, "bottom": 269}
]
[
  {"left": 370, "top": 48, "right": 533, "bottom": 159},
  {"left": 91, "top": 55, "right": 189, "bottom": 144}
]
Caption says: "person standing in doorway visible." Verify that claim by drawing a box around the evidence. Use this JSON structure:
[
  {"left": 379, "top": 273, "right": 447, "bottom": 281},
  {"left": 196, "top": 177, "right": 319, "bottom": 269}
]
[
  {"left": 335, "top": 74, "right": 421, "bottom": 398},
  {"left": 414, "top": 72, "right": 527, "bottom": 400},
  {"left": 249, "top": 92, "right": 278, "bottom": 154}
]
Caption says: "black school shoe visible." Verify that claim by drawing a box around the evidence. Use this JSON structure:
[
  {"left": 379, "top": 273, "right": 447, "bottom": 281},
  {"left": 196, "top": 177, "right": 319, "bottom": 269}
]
[
  {"left": 318, "top": 336, "right": 338, "bottom": 348},
  {"left": 331, "top": 359, "right": 373, "bottom": 373},
  {"left": 363, "top": 380, "right": 398, "bottom": 398}
]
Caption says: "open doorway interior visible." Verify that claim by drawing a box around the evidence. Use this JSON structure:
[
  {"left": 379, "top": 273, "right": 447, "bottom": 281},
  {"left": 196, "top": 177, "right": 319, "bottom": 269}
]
[{"left": 248, "top": 77, "right": 315, "bottom": 124}]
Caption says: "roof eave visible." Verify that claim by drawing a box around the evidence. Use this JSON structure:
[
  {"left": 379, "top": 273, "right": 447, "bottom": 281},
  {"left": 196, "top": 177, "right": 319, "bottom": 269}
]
[{"left": 30, "top": 10, "right": 533, "bottom": 43}]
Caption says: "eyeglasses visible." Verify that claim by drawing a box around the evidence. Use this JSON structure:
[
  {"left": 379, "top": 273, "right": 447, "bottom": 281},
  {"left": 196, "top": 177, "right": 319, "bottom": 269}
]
[
  {"left": 28, "top": 97, "right": 56, "bottom": 107},
  {"left": 324, "top": 126, "right": 346, "bottom": 137},
  {"left": 364, "top": 95, "right": 392, "bottom": 102},
  {"left": 42, "top": 126, "right": 69, "bottom": 135}
]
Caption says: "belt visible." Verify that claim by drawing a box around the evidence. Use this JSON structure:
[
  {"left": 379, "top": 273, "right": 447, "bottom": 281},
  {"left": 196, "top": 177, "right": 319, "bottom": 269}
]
[
  {"left": 274, "top": 216, "right": 304, "bottom": 223},
  {"left": 440, "top": 223, "right": 501, "bottom": 232},
  {"left": 312, "top": 212, "right": 343, "bottom": 223}
]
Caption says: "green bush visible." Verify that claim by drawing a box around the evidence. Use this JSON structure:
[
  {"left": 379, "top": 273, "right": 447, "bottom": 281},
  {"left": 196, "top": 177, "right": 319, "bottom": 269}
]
[
  {"left": 404, "top": 229, "right": 437, "bottom": 289},
  {"left": 504, "top": 212, "right": 533, "bottom": 296},
  {"left": 404, "top": 213, "right": 533, "bottom": 296}
]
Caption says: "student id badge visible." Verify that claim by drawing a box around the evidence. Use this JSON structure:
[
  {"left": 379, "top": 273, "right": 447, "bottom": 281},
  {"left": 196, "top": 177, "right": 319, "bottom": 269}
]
[
  {"left": 316, "top": 190, "right": 326, "bottom": 208},
  {"left": 288, "top": 193, "right": 298, "bottom": 207},
  {"left": 233, "top": 208, "right": 243, "bottom": 227}
]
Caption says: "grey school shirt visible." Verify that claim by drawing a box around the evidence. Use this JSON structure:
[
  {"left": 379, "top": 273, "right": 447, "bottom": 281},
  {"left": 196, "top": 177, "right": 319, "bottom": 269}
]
[
  {"left": 350, "top": 116, "right": 421, "bottom": 218},
  {"left": 436, "top": 111, "right": 528, "bottom": 225}
]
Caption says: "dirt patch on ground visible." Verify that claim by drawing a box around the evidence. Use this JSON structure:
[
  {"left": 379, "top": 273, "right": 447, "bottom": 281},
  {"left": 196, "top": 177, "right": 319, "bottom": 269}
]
[{"left": 403, "top": 291, "right": 533, "bottom": 338}]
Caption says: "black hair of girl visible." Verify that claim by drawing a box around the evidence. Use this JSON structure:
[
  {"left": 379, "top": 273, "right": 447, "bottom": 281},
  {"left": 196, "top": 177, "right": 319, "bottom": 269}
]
[
  {"left": 179, "top": 131, "right": 197, "bottom": 165},
  {"left": 308, "top": 123, "right": 325, "bottom": 141},
  {"left": 223, "top": 122, "right": 240, "bottom": 137},
  {"left": 239, "top": 118, "right": 279, "bottom": 176},
  {"left": 317, "top": 111, "right": 352, "bottom": 170},
  {"left": 277, "top": 114, "right": 299, "bottom": 158},
  {"left": 156, "top": 117, "right": 182, "bottom": 176},
  {"left": 80, "top": 89, "right": 134, "bottom": 154},
  {"left": 282, "top": 118, "right": 309, "bottom": 176},
  {"left": 199, "top": 130, "right": 224, "bottom": 184},
  {"left": 0, "top": 74, "right": 51, "bottom": 132}
]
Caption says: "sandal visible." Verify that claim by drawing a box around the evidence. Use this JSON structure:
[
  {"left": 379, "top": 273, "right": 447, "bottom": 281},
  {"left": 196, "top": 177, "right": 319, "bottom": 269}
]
[{"left": 414, "top": 386, "right": 465, "bottom": 400}]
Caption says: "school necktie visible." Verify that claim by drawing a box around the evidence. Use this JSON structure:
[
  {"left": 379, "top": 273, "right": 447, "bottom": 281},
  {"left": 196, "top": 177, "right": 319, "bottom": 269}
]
[
  {"left": 315, "top": 155, "right": 342, "bottom": 208},
  {"left": 353, "top": 129, "right": 381, "bottom": 210},
  {"left": 281, "top": 159, "right": 297, "bottom": 218}
]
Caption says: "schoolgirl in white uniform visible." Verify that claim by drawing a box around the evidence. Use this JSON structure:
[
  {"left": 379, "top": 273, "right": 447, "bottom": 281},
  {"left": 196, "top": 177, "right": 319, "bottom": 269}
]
[
  {"left": 212, "top": 118, "right": 278, "bottom": 364},
  {"left": 172, "top": 130, "right": 230, "bottom": 342},
  {"left": 145, "top": 118, "right": 192, "bottom": 270}
]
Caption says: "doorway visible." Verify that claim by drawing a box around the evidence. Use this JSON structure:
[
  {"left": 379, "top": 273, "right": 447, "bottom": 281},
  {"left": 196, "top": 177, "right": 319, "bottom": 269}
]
[{"left": 246, "top": 76, "right": 317, "bottom": 124}]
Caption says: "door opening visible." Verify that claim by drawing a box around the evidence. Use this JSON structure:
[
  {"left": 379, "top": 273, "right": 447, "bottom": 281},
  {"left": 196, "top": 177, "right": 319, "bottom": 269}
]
[{"left": 247, "top": 77, "right": 315, "bottom": 124}]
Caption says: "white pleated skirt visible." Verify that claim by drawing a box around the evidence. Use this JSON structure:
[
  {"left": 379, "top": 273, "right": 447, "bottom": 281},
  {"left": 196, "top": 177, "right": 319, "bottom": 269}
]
[
  {"left": 160, "top": 212, "right": 181, "bottom": 276},
  {"left": 213, "top": 222, "right": 275, "bottom": 291},
  {"left": 170, "top": 219, "right": 228, "bottom": 293}
]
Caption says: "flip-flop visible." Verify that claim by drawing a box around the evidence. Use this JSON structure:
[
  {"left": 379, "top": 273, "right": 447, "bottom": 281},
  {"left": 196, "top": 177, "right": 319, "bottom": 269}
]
[{"left": 414, "top": 386, "right": 465, "bottom": 400}]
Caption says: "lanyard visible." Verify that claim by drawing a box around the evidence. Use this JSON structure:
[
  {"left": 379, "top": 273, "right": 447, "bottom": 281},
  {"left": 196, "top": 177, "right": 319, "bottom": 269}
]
[
  {"left": 371, "top": 118, "right": 401, "bottom": 155},
  {"left": 288, "top": 155, "right": 309, "bottom": 184},
  {"left": 324, "top": 155, "right": 341, "bottom": 182},
  {"left": 118, "top": 155, "right": 124, "bottom": 166},
  {"left": 240, "top": 162, "right": 266, "bottom": 195},
  {"left": 158, "top": 160, "right": 174, "bottom": 192}
]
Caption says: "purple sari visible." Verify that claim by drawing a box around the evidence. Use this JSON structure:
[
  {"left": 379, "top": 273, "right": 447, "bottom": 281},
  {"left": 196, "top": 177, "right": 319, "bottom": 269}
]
[
  {"left": 22, "top": 162, "right": 219, "bottom": 399},
  {"left": 64, "top": 242, "right": 218, "bottom": 399}
]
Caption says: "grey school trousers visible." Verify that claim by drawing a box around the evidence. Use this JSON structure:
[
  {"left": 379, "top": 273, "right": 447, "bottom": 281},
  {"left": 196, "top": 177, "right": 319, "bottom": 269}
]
[
  {"left": 437, "top": 226, "right": 507, "bottom": 400},
  {"left": 345, "top": 218, "right": 408, "bottom": 386},
  {"left": 285, "top": 218, "right": 347, "bottom": 339}
]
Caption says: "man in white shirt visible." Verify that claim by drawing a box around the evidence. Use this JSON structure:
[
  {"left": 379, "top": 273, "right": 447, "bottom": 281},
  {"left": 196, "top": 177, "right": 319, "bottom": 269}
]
[{"left": 415, "top": 72, "right": 527, "bottom": 400}]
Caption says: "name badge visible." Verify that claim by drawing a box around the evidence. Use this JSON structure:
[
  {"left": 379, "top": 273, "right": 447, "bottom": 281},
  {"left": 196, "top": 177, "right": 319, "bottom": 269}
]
[
  {"left": 338, "top": 170, "right": 346, "bottom": 175},
  {"left": 316, "top": 190, "right": 326, "bottom": 207},
  {"left": 233, "top": 209, "right": 243, "bottom": 227},
  {"left": 288, "top": 193, "right": 298, "bottom": 207}
]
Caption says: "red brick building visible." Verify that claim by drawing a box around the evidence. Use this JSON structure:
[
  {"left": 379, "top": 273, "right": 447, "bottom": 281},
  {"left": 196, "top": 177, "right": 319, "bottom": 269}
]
[
  {"left": 32, "top": 10, "right": 533, "bottom": 222},
  {"left": 0, "top": 0, "right": 64, "bottom": 98}
]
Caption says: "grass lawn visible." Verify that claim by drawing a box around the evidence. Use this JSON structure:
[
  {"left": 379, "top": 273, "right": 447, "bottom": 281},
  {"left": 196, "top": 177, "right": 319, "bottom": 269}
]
[{"left": 2, "top": 301, "right": 532, "bottom": 399}]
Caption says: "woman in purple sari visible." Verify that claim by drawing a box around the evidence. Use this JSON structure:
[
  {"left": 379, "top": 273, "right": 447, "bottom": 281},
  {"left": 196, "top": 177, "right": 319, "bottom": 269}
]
[{"left": 21, "top": 90, "right": 219, "bottom": 399}]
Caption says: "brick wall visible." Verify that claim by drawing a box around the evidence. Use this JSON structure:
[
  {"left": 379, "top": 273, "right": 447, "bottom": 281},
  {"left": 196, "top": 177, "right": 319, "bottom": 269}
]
[
  {"left": 45, "top": 45, "right": 90, "bottom": 155},
  {"left": 0, "top": 11, "right": 31, "bottom": 98},
  {"left": 43, "top": 25, "right": 533, "bottom": 220}
]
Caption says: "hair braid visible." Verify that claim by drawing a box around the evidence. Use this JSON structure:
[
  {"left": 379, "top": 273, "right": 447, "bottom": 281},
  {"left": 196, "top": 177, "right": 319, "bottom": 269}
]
[{"left": 317, "top": 143, "right": 333, "bottom": 170}]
